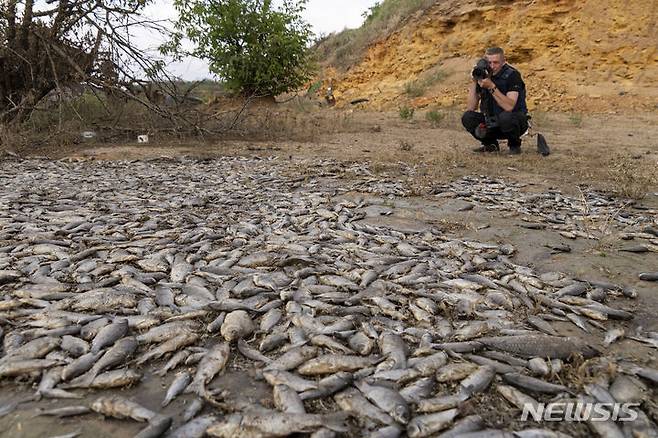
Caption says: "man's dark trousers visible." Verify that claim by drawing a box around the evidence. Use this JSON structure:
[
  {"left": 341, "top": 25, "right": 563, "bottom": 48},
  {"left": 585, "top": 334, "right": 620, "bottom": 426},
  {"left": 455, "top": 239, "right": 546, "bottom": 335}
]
[{"left": 462, "top": 111, "right": 528, "bottom": 147}]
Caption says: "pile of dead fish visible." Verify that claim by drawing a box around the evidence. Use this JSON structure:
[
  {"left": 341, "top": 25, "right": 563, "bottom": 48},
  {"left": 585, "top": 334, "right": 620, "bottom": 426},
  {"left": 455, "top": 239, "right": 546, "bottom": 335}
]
[
  {"left": 433, "top": 176, "right": 658, "bottom": 246},
  {"left": 0, "top": 156, "right": 656, "bottom": 437}
]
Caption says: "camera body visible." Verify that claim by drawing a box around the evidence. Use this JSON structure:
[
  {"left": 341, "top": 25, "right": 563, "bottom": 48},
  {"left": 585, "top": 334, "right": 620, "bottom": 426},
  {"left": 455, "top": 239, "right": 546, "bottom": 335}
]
[{"left": 472, "top": 58, "right": 491, "bottom": 81}]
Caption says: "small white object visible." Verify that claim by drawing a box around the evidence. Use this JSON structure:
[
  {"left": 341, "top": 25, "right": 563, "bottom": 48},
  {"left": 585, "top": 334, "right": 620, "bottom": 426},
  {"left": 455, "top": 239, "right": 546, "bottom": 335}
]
[
  {"left": 81, "top": 131, "right": 96, "bottom": 139},
  {"left": 137, "top": 135, "right": 149, "bottom": 143}
]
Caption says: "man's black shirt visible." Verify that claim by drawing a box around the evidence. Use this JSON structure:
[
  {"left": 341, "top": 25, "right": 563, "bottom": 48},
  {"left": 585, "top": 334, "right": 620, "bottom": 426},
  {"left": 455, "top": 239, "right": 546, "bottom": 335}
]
[{"left": 477, "top": 64, "right": 528, "bottom": 116}]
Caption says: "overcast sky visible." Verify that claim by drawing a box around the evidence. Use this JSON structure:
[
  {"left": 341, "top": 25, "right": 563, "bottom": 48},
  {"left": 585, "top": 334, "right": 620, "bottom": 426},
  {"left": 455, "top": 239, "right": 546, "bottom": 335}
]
[{"left": 143, "top": 0, "right": 380, "bottom": 80}]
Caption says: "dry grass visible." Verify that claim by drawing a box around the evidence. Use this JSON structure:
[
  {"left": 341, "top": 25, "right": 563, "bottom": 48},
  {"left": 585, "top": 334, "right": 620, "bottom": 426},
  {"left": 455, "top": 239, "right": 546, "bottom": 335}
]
[
  {"left": 233, "top": 96, "right": 361, "bottom": 142},
  {"left": 1, "top": 91, "right": 365, "bottom": 156},
  {"left": 405, "top": 69, "right": 449, "bottom": 98},
  {"left": 607, "top": 154, "right": 658, "bottom": 199}
]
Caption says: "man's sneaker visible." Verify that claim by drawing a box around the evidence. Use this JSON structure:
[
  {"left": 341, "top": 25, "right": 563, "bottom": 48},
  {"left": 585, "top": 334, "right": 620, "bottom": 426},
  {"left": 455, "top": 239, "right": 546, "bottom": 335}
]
[{"left": 472, "top": 143, "right": 500, "bottom": 153}]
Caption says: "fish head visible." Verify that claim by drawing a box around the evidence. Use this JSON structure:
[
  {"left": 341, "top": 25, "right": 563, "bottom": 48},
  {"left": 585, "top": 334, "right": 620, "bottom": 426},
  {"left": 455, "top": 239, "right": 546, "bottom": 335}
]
[{"left": 392, "top": 405, "right": 410, "bottom": 425}]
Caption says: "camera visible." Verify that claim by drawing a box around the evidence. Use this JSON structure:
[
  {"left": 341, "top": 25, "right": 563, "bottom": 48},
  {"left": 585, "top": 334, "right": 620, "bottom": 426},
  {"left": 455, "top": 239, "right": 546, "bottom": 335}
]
[{"left": 472, "top": 58, "right": 491, "bottom": 80}]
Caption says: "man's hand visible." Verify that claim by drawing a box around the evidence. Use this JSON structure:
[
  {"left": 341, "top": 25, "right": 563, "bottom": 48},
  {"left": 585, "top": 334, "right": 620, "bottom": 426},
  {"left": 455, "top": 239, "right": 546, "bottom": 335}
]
[{"left": 478, "top": 78, "right": 495, "bottom": 90}]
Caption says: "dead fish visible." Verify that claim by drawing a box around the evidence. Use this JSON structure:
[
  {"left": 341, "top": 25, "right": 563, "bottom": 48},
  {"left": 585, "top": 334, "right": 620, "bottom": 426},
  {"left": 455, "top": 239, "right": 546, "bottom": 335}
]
[
  {"left": 638, "top": 272, "right": 658, "bottom": 281},
  {"left": 437, "top": 415, "right": 484, "bottom": 438},
  {"left": 334, "top": 388, "right": 395, "bottom": 426},
  {"left": 300, "top": 371, "right": 353, "bottom": 401},
  {"left": 80, "top": 317, "right": 111, "bottom": 340},
  {"left": 182, "top": 398, "right": 205, "bottom": 422},
  {"left": 136, "top": 321, "right": 197, "bottom": 344},
  {"left": 156, "top": 350, "right": 190, "bottom": 377},
  {"left": 259, "top": 308, "right": 283, "bottom": 332},
  {"left": 298, "top": 354, "right": 381, "bottom": 375},
  {"left": 503, "top": 373, "right": 572, "bottom": 394},
  {"left": 0, "top": 270, "right": 21, "bottom": 284},
  {"left": 579, "top": 395, "right": 625, "bottom": 438},
  {"left": 528, "top": 358, "right": 550, "bottom": 376},
  {"left": 349, "top": 332, "right": 375, "bottom": 355},
  {"left": 259, "top": 331, "right": 289, "bottom": 353},
  {"left": 565, "top": 313, "right": 590, "bottom": 333},
  {"left": 186, "top": 342, "right": 230, "bottom": 396},
  {"left": 91, "top": 396, "right": 156, "bottom": 422},
  {"left": 37, "top": 406, "right": 91, "bottom": 417},
  {"left": 555, "top": 282, "right": 588, "bottom": 297},
  {"left": 584, "top": 383, "right": 616, "bottom": 405},
  {"left": 136, "top": 332, "right": 198, "bottom": 365},
  {"left": 624, "top": 365, "right": 658, "bottom": 385},
  {"left": 478, "top": 335, "right": 599, "bottom": 359},
  {"left": 496, "top": 384, "right": 540, "bottom": 410},
  {"left": 66, "top": 337, "right": 138, "bottom": 386},
  {"left": 407, "top": 408, "right": 459, "bottom": 438},
  {"left": 0, "top": 359, "right": 63, "bottom": 377},
  {"left": 609, "top": 375, "right": 647, "bottom": 403},
  {"left": 408, "top": 352, "right": 448, "bottom": 376},
  {"left": 378, "top": 332, "right": 408, "bottom": 370},
  {"left": 526, "top": 316, "right": 559, "bottom": 337},
  {"left": 452, "top": 321, "right": 490, "bottom": 341},
  {"left": 399, "top": 377, "right": 434, "bottom": 403},
  {"left": 370, "top": 368, "right": 421, "bottom": 386},
  {"left": 415, "top": 393, "right": 468, "bottom": 414},
  {"left": 206, "top": 410, "right": 348, "bottom": 436},
  {"left": 459, "top": 365, "right": 495, "bottom": 397},
  {"left": 355, "top": 380, "right": 410, "bottom": 424},
  {"left": 169, "top": 414, "right": 216, "bottom": 437},
  {"left": 91, "top": 319, "right": 128, "bottom": 353},
  {"left": 367, "top": 425, "right": 403, "bottom": 438},
  {"left": 134, "top": 414, "right": 172, "bottom": 438},
  {"left": 433, "top": 341, "right": 483, "bottom": 353},
  {"left": 464, "top": 354, "right": 517, "bottom": 374},
  {"left": 61, "top": 352, "right": 103, "bottom": 381},
  {"left": 60, "top": 335, "right": 90, "bottom": 357},
  {"left": 263, "top": 369, "right": 317, "bottom": 392},
  {"left": 207, "top": 313, "right": 226, "bottom": 333},
  {"left": 220, "top": 310, "right": 255, "bottom": 342},
  {"left": 162, "top": 371, "right": 191, "bottom": 407},
  {"left": 360, "top": 270, "right": 379, "bottom": 288},
  {"left": 265, "top": 346, "right": 318, "bottom": 372},
  {"left": 82, "top": 368, "right": 141, "bottom": 389},
  {"left": 237, "top": 339, "right": 272, "bottom": 364},
  {"left": 171, "top": 253, "right": 193, "bottom": 282},
  {"left": 1, "top": 337, "right": 61, "bottom": 362},
  {"left": 273, "top": 384, "right": 306, "bottom": 414},
  {"left": 436, "top": 362, "right": 480, "bottom": 382}
]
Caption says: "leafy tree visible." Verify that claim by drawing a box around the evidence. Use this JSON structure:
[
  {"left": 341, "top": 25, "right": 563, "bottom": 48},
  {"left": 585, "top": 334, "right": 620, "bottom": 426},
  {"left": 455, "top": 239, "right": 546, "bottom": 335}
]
[{"left": 167, "top": 0, "right": 314, "bottom": 96}]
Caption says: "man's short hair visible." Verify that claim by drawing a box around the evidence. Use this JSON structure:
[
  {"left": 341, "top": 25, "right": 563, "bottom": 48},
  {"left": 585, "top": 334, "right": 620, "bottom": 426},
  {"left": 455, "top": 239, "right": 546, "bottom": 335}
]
[{"left": 485, "top": 47, "right": 505, "bottom": 57}]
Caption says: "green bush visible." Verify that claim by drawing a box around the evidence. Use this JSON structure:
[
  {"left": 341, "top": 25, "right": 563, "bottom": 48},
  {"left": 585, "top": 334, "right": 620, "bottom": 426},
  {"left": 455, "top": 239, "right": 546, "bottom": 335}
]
[
  {"left": 404, "top": 69, "right": 448, "bottom": 98},
  {"left": 404, "top": 81, "right": 425, "bottom": 98},
  {"left": 399, "top": 106, "right": 414, "bottom": 120},
  {"left": 425, "top": 109, "right": 444, "bottom": 126},
  {"left": 166, "top": 0, "right": 314, "bottom": 96},
  {"left": 569, "top": 112, "right": 583, "bottom": 127}
]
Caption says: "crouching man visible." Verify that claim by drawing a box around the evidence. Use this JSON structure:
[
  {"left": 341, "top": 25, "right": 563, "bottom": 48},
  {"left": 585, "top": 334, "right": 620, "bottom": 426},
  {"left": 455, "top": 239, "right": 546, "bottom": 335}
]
[{"left": 462, "top": 47, "right": 529, "bottom": 154}]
